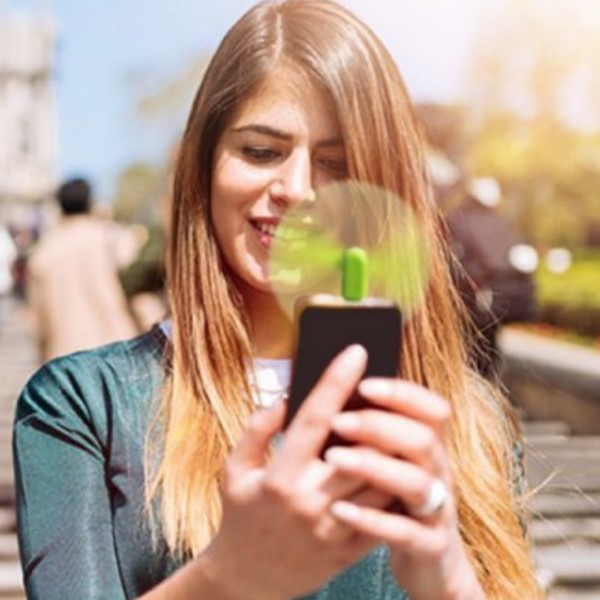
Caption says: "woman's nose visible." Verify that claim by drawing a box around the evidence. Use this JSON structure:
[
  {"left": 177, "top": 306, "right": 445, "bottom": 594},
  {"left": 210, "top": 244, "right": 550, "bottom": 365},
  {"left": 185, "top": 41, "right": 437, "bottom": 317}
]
[{"left": 270, "top": 151, "right": 313, "bottom": 206}]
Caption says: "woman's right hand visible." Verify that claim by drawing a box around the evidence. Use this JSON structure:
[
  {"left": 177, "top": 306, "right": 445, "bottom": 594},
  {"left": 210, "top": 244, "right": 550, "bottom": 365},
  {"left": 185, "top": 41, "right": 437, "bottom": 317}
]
[{"left": 199, "top": 345, "right": 388, "bottom": 600}]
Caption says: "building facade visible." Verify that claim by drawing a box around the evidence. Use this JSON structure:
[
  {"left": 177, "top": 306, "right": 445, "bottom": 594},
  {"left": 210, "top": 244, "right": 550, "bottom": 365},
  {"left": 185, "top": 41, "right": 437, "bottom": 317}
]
[{"left": 0, "top": 10, "right": 58, "bottom": 224}]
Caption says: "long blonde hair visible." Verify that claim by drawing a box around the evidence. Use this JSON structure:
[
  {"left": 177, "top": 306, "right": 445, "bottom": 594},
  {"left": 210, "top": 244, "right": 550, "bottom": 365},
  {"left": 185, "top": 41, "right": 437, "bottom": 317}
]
[{"left": 147, "top": 1, "right": 541, "bottom": 597}]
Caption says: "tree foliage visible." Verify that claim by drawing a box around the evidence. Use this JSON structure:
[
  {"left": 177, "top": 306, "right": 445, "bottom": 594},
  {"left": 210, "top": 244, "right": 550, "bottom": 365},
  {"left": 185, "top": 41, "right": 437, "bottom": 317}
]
[
  {"left": 112, "top": 162, "right": 166, "bottom": 225},
  {"left": 112, "top": 56, "right": 211, "bottom": 225},
  {"left": 465, "top": 0, "right": 600, "bottom": 247}
]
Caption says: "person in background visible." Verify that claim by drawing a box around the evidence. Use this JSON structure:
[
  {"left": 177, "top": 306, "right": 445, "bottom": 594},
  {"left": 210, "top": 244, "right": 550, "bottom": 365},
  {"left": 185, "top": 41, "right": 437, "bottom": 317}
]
[
  {"left": 0, "top": 223, "right": 17, "bottom": 329},
  {"left": 27, "top": 177, "right": 139, "bottom": 361},
  {"left": 14, "top": 2, "right": 541, "bottom": 599},
  {"left": 422, "top": 118, "right": 538, "bottom": 381},
  {"left": 444, "top": 177, "right": 538, "bottom": 379},
  {"left": 9, "top": 223, "right": 36, "bottom": 301}
]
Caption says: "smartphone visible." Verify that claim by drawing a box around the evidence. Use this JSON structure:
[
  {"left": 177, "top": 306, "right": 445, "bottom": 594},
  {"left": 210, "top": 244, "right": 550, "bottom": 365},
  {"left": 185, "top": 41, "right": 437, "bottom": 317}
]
[{"left": 285, "top": 294, "right": 402, "bottom": 450}]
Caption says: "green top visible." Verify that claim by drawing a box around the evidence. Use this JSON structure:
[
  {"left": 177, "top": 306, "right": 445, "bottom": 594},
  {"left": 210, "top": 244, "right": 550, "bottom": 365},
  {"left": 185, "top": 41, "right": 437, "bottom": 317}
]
[{"left": 13, "top": 327, "right": 408, "bottom": 600}]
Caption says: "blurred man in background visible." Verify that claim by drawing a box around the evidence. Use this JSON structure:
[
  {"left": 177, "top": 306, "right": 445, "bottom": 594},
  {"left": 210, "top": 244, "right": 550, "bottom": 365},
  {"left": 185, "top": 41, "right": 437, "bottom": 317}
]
[
  {"left": 27, "top": 178, "right": 139, "bottom": 362},
  {"left": 417, "top": 104, "right": 538, "bottom": 380},
  {"left": 443, "top": 177, "right": 538, "bottom": 378}
]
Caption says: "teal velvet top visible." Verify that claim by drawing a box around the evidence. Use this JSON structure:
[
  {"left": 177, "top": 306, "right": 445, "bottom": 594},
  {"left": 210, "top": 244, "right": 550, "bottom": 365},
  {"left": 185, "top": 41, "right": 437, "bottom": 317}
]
[{"left": 13, "top": 327, "right": 408, "bottom": 600}]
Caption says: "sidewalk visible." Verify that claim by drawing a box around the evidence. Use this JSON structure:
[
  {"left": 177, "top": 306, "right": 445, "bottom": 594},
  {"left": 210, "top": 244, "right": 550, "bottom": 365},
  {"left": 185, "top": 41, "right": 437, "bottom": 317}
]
[
  {"left": 499, "top": 327, "right": 600, "bottom": 379},
  {"left": 500, "top": 326, "right": 600, "bottom": 435}
]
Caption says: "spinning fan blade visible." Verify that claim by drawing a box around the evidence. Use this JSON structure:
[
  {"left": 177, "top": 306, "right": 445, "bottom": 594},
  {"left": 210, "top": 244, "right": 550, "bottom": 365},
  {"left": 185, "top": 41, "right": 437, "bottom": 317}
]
[{"left": 269, "top": 181, "right": 431, "bottom": 319}]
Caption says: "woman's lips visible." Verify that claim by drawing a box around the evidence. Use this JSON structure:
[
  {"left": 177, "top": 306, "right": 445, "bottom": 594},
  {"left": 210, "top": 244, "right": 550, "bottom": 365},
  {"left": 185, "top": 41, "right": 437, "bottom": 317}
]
[
  {"left": 249, "top": 218, "right": 279, "bottom": 249},
  {"left": 248, "top": 217, "right": 319, "bottom": 250}
]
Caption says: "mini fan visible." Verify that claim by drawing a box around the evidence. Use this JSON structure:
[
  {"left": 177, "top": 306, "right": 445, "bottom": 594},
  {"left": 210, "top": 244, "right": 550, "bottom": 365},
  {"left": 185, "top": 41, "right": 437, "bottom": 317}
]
[{"left": 268, "top": 181, "right": 431, "bottom": 319}]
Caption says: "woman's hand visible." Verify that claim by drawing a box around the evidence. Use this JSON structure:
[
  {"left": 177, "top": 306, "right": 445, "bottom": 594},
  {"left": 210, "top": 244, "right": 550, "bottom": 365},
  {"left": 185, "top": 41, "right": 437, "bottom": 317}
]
[
  {"left": 323, "top": 378, "right": 486, "bottom": 600},
  {"left": 200, "top": 346, "right": 390, "bottom": 600}
]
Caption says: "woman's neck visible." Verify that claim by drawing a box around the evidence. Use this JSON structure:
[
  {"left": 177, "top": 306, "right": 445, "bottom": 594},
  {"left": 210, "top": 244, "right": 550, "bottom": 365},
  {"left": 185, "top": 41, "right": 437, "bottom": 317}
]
[{"left": 242, "top": 287, "right": 294, "bottom": 359}]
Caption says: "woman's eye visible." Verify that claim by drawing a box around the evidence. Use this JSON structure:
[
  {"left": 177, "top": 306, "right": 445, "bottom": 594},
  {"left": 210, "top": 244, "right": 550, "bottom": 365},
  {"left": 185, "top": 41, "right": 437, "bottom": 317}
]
[
  {"left": 317, "top": 157, "right": 348, "bottom": 176},
  {"left": 242, "top": 146, "right": 281, "bottom": 162}
]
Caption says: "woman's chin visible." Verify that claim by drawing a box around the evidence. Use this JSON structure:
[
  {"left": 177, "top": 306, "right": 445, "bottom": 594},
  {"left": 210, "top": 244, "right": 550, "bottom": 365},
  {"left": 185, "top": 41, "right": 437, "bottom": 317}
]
[{"left": 235, "top": 265, "right": 275, "bottom": 296}]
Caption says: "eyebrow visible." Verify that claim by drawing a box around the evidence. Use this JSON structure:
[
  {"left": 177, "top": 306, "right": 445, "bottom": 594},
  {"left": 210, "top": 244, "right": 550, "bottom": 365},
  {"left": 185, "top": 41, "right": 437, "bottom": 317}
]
[{"left": 231, "top": 124, "right": 344, "bottom": 147}]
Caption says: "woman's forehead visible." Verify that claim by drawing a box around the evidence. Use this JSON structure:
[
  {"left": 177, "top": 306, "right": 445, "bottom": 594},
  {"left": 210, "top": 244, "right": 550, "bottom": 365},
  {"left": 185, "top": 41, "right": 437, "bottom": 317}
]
[{"left": 228, "top": 69, "right": 340, "bottom": 134}]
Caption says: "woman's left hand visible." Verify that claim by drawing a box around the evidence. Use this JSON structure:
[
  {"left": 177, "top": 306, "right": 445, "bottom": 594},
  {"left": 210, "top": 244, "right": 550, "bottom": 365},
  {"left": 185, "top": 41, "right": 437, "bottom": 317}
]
[{"left": 323, "top": 378, "right": 486, "bottom": 600}]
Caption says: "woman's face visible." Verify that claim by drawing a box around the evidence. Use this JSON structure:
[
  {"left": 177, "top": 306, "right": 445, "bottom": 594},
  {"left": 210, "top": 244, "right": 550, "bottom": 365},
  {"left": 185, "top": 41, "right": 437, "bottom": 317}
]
[{"left": 211, "top": 70, "right": 346, "bottom": 296}]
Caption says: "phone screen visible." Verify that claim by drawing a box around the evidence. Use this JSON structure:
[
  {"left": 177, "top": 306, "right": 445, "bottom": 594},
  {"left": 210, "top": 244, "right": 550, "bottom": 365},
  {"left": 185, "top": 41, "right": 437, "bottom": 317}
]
[{"left": 285, "top": 302, "right": 402, "bottom": 443}]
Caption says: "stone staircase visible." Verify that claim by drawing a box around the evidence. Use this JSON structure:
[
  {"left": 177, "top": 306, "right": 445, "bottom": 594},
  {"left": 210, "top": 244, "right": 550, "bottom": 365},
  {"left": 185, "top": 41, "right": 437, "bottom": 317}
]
[
  {"left": 524, "top": 420, "right": 600, "bottom": 599},
  {"left": 1, "top": 301, "right": 600, "bottom": 599},
  {"left": 0, "top": 300, "right": 35, "bottom": 600}
]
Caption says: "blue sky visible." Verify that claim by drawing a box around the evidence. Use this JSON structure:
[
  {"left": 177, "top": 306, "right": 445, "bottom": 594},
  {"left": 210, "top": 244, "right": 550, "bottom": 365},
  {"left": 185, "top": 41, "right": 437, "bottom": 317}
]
[{"left": 6, "top": 0, "right": 487, "bottom": 201}]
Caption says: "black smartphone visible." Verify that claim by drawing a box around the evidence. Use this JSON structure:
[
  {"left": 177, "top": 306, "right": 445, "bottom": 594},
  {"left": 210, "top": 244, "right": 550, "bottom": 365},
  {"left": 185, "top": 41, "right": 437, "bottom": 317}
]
[{"left": 285, "top": 294, "right": 402, "bottom": 450}]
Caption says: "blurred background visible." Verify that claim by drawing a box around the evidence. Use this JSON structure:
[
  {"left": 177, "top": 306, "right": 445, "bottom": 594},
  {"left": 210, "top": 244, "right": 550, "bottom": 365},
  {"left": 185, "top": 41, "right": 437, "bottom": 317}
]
[{"left": 0, "top": 0, "right": 599, "bottom": 598}]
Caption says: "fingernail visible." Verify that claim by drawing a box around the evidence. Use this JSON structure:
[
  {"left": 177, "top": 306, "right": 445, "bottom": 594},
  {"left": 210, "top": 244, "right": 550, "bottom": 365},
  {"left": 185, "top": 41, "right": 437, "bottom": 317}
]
[
  {"left": 324, "top": 447, "right": 361, "bottom": 469},
  {"left": 358, "top": 378, "right": 393, "bottom": 397},
  {"left": 342, "top": 344, "right": 367, "bottom": 366},
  {"left": 331, "top": 412, "right": 361, "bottom": 434},
  {"left": 330, "top": 500, "right": 361, "bottom": 521}
]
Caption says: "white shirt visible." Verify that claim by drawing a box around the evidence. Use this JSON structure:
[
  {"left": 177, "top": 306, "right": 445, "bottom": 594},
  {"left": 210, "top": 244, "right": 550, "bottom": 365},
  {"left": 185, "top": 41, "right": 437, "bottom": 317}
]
[
  {"left": 159, "top": 320, "right": 292, "bottom": 408},
  {"left": 250, "top": 357, "right": 292, "bottom": 408}
]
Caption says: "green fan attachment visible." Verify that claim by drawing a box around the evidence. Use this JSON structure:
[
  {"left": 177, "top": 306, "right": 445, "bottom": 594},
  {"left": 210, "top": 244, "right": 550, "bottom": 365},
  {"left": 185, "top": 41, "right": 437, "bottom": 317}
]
[{"left": 341, "top": 247, "right": 368, "bottom": 301}]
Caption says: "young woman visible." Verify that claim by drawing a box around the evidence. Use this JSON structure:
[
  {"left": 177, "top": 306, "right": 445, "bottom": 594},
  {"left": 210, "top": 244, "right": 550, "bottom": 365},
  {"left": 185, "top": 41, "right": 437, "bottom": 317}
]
[{"left": 13, "top": 1, "right": 541, "bottom": 598}]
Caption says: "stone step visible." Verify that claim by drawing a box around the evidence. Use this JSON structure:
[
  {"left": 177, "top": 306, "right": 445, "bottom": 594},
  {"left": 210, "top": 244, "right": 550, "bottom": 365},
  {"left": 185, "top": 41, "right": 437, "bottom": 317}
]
[
  {"left": 527, "top": 452, "right": 600, "bottom": 473},
  {"left": 0, "top": 533, "right": 18, "bottom": 560},
  {"left": 536, "top": 544, "right": 600, "bottom": 585},
  {"left": 528, "top": 438, "right": 600, "bottom": 452},
  {"left": 529, "top": 453, "right": 600, "bottom": 468},
  {"left": 0, "top": 420, "right": 16, "bottom": 433},
  {"left": 0, "top": 353, "right": 35, "bottom": 361},
  {"left": 0, "top": 354, "right": 35, "bottom": 364},
  {"left": 0, "top": 509, "right": 15, "bottom": 534},
  {"left": 526, "top": 470, "right": 600, "bottom": 493},
  {"left": 531, "top": 492, "right": 600, "bottom": 518},
  {"left": 549, "top": 587, "right": 600, "bottom": 600},
  {"left": 0, "top": 379, "right": 32, "bottom": 393},
  {"left": 525, "top": 444, "right": 600, "bottom": 492},
  {"left": 0, "top": 371, "right": 31, "bottom": 383},
  {"left": 523, "top": 421, "right": 572, "bottom": 437},
  {"left": 0, "top": 469, "right": 13, "bottom": 488},
  {"left": 531, "top": 517, "right": 600, "bottom": 545},
  {"left": 0, "top": 396, "right": 27, "bottom": 407},
  {"left": 0, "top": 484, "right": 15, "bottom": 507},
  {"left": 527, "top": 436, "right": 600, "bottom": 450},
  {"left": 0, "top": 375, "right": 34, "bottom": 385},
  {"left": 0, "top": 562, "right": 23, "bottom": 596}
]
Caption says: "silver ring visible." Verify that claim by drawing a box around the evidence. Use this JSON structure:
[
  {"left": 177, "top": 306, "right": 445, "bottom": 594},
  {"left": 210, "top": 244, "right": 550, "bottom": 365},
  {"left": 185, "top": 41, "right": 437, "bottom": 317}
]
[{"left": 409, "top": 479, "right": 448, "bottom": 518}]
